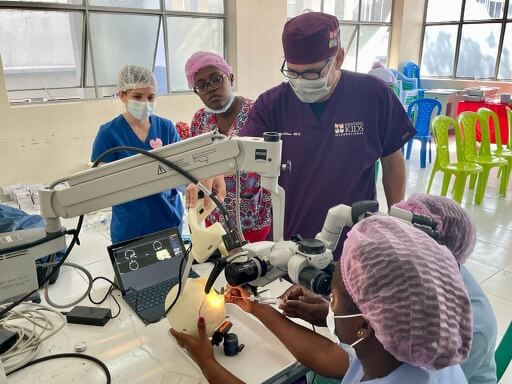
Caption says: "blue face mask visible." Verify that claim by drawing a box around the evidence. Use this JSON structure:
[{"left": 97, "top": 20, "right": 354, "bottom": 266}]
[{"left": 204, "top": 93, "right": 236, "bottom": 114}]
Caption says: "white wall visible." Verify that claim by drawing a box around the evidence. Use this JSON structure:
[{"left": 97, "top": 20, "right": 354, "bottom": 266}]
[{"left": 0, "top": 0, "right": 286, "bottom": 186}]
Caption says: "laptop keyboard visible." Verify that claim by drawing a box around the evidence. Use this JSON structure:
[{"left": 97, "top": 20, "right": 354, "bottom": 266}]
[{"left": 125, "top": 270, "right": 199, "bottom": 313}]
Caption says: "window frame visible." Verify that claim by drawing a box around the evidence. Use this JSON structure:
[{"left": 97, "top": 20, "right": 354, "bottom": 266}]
[
  {"left": 287, "top": 0, "right": 395, "bottom": 72},
  {"left": 0, "top": 0, "right": 227, "bottom": 102},
  {"left": 420, "top": 0, "right": 512, "bottom": 80}
]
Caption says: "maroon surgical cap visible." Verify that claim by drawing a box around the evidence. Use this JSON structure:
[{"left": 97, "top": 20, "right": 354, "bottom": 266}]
[{"left": 282, "top": 12, "right": 340, "bottom": 65}]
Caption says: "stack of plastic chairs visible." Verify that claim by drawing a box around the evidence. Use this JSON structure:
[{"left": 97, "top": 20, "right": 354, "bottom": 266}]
[
  {"left": 477, "top": 108, "right": 512, "bottom": 192},
  {"left": 427, "top": 116, "right": 482, "bottom": 203},
  {"left": 458, "top": 112, "right": 508, "bottom": 204},
  {"left": 390, "top": 69, "right": 420, "bottom": 110},
  {"left": 406, "top": 98, "right": 442, "bottom": 168},
  {"left": 402, "top": 61, "right": 421, "bottom": 89}
]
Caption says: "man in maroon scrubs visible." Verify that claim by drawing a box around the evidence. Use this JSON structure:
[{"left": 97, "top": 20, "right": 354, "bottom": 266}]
[{"left": 241, "top": 12, "right": 415, "bottom": 326}]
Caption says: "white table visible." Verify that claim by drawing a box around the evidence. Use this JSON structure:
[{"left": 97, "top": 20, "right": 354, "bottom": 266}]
[{"left": 8, "top": 263, "right": 329, "bottom": 384}]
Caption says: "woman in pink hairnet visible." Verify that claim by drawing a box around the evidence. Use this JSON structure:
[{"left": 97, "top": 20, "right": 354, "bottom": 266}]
[
  {"left": 394, "top": 194, "right": 497, "bottom": 384},
  {"left": 182, "top": 51, "right": 272, "bottom": 243},
  {"left": 171, "top": 215, "right": 472, "bottom": 384}
]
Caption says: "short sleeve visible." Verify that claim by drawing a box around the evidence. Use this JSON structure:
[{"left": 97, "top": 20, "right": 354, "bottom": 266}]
[
  {"left": 379, "top": 88, "right": 416, "bottom": 157},
  {"left": 167, "top": 119, "right": 180, "bottom": 144},
  {"left": 239, "top": 96, "right": 270, "bottom": 138},
  {"left": 91, "top": 125, "right": 117, "bottom": 163}
]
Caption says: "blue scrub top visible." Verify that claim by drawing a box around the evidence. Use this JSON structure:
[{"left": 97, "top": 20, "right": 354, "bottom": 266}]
[
  {"left": 341, "top": 354, "right": 468, "bottom": 383},
  {"left": 460, "top": 265, "right": 498, "bottom": 384},
  {"left": 91, "top": 114, "right": 184, "bottom": 243}
]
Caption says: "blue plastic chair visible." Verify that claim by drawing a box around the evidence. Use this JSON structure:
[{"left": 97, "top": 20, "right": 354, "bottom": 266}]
[
  {"left": 406, "top": 98, "right": 442, "bottom": 168},
  {"left": 402, "top": 61, "right": 421, "bottom": 88}
]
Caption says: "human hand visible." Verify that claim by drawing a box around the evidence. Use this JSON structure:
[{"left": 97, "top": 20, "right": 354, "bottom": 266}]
[
  {"left": 224, "top": 286, "right": 256, "bottom": 314},
  {"left": 279, "top": 285, "right": 329, "bottom": 326},
  {"left": 170, "top": 317, "right": 215, "bottom": 367}
]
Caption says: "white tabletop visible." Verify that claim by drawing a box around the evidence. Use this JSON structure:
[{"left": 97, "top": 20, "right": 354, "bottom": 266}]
[{"left": 8, "top": 262, "right": 330, "bottom": 384}]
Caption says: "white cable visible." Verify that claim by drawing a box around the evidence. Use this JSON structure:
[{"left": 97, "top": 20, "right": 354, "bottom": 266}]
[
  {"left": 0, "top": 303, "right": 66, "bottom": 374},
  {"left": 43, "top": 261, "right": 93, "bottom": 309},
  {"left": 235, "top": 171, "right": 246, "bottom": 243}
]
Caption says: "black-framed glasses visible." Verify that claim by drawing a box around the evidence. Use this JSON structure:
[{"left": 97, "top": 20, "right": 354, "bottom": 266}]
[
  {"left": 281, "top": 59, "right": 332, "bottom": 80},
  {"left": 193, "top": 74, "right": 228, "bottom": 95}
]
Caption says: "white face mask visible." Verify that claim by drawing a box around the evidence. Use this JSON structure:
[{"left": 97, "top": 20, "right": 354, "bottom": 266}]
[
  {"left": 289, "top": 62, "right": 337, "bottom": 103},
  {"left": 204, "top": 93, "right": 235, "bottom": 114},
  {"left": 326, "top": 301, "right": 366, "bottom": 348},
  {"left": 126, "top": 100, "right": 156, "bottom": 120}
]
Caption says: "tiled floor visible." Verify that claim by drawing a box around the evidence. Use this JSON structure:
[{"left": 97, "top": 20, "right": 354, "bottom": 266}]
[{"left": 46, "top": 142, "right": 512, "bottom": 382}]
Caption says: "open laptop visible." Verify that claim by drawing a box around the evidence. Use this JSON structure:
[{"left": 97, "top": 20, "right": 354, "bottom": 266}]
[{"left": 108, "top": 227, "right": 198, "bottom": 324}]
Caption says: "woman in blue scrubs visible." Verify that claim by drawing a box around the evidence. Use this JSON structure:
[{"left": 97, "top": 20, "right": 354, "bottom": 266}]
[{"left": 91, "top": 64, "right": 184, "bottom": 243}]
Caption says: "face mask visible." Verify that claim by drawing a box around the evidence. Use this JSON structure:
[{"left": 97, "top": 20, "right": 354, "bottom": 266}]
[
  {"left": 326, "top": 301, "right": 366, "bottom": 348},
  {"left": 127, "top": 100, "right": 156, "bottom": 120},
  {"left": 289, "top": 63, "right": 338, "bottom": 103},
  {"left": 204, "top": 93, "right": 235, "bottom": 114}
]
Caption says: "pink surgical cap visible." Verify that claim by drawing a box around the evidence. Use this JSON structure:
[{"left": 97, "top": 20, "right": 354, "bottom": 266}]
[
  {"left": 185, "top": 51, "right": 232, "bottom": 89},
  {"left": 341, "top": 215, "right": 472, "bottom": 370},
  {"left": 394, "top": 194, "right": 476, "bottom": 264}
]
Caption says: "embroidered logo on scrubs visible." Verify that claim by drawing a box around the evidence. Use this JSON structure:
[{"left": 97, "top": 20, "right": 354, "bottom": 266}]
[
  {"left": 149, "top": 138, "right": 163, "bottom": 149},
  {"left": 334, "top": 122, "right": 364, "bottom": 137}
]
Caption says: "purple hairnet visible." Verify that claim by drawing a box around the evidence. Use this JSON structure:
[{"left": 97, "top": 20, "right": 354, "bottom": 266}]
[
  {"left": 341, "top": 215, "right": 472, "bottom": 370},
  {"left": 394, "top": 193, "right": 477, "bottom": 264}
]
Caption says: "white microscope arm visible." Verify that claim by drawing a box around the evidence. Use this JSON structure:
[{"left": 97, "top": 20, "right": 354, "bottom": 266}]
[{"left": 0, "top": 131, "right": 286, "bottom": 302}]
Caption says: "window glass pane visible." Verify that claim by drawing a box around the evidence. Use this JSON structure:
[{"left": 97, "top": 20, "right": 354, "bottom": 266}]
[
  {"left": 457, "top": 23, "right": 501, "bottom": 78},
  {"left": 89, "top": 13, "right": 160, "bottom": 86},
  {"left": 167, "top": 16, "right": 223, "bottom": 91},
  {"left": 155, "top": 21, "right": 168, "bottom": 95},
  {"left": 426, "top": 0, "right": 462, "bottom": 22},
  {"left": 360, "top": 0, "right": 392, "bottom": 22},
  {"left": 1, "top": 0, "right": 81, "bottom": 4},
  {"left": 509, "top": 3, "right": 512, "bottom": 18},
  {"left": 166, "top": 0, "right": 224, "bottom": 13},
  {"left": 324, "top": 0, "right": 359, "bottom": 21},
  {"left": 357, "top": 26, "right": 390, "bottom": 72},
  {"left": 89, "top": 0, "right": 160, "bottom": 9},
  {"left": 421, "top": 25, "right": 458, "bottom": 76},
  {"left": 287, "top": 0, "right": 322, "bottom": 18},
  {"left": 340, "top": 24, "right": 357, "bottom": 70},
  {"left": 0, "top": 10, "right": 83, "bottom": 91},
  {"left": 464, "top": 0, "right": 505, "bottom": 20},
  {"left": 498, "top": 23, "right": 512, "bottom": 79}
]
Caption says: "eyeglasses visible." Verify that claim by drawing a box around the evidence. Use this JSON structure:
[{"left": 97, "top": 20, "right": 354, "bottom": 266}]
[
  {"left": 281, "top": 59, "right": 332, "bottom": 80},
  {"left": 193, "top": 74, "right": 228, "bottom": 95}
]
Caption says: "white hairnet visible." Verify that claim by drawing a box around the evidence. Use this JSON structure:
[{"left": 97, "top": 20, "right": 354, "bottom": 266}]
[{"left": 117, "top": 64, "right": 157, "bottom": 92}]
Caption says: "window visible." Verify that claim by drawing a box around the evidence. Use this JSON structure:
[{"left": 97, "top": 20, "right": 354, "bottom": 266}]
[
  {"left": 287, "top": 0, "right": 394, "bottom": 73},
  {"left": 421, "top": 0, "right": 512, "bottom": 80},
  {"left": 0, "top": 1, "right": 226, "bottom": 103}
]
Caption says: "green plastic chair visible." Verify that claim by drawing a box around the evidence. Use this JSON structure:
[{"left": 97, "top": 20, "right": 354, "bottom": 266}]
[
  {"left": 427, "top": 116, "right": 482, "bottom": 203},
  {"left": 507, "top": 106, "right": 512, "bottom": 150},
  {"left": 496, "top": 321, "right": 512, "bottom": 382},
  {"left": 478, "top": 108, "right": 512, "bottom": 189},
  {"left": 458, "top": 112, "right": 508, "bottom": 204}
]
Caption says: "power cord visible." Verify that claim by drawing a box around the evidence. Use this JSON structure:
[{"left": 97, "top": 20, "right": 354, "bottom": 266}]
[
  {"left": 87, "top": 277, "right": 123, "bottom": 319},
  {"left": 6, "top": 353, "right": 111, "bottom": 383},
  {"left": 92, "top": 146, "right": 234, "bottom": 232},
  {"left": 0, "top": 303, "right": 66, "bottom": 374}
]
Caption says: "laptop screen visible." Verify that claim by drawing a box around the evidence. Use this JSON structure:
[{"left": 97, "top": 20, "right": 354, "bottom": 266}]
[{"left": 108, "top": 227, "right": 187, "bottom": 292}]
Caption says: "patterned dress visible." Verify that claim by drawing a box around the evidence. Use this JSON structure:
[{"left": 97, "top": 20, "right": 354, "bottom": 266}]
[{"left": 187, "top": 97, "right": 272, "bottom": 242}]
